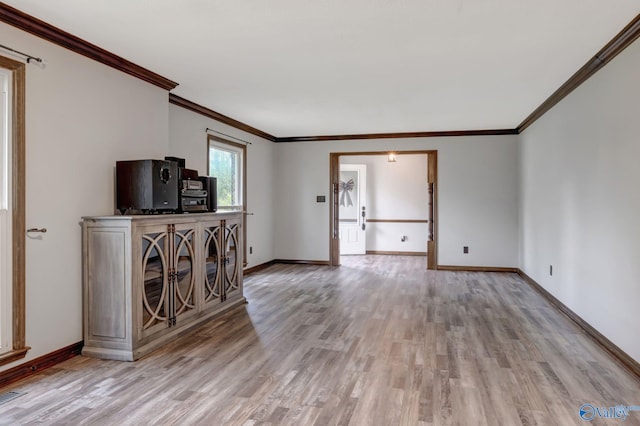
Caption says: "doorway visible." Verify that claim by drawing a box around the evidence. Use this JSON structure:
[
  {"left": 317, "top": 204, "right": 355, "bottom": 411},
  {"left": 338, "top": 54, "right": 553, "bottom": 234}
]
[
  {"left": 330, "top": 150, "right": 438, "bottom": 269},
  {"left": 0, "top": 54, "right": 27, "bottom": 365},
  {"left": 338, "top": 163, "right": 367, "bottom": 255}
]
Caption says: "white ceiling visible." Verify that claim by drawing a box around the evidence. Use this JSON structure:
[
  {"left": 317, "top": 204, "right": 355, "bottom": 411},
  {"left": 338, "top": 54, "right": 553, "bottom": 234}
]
[{"left": 5, "top": 1, "right": 640, "bottom": 137}]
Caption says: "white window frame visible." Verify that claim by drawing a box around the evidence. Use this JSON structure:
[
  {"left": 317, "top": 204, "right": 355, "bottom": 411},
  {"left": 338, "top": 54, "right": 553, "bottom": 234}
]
[
  {"left": 207, "top": 134, "right": 247, "bottom": 267},
  {"left": 207, "top": 135, "right": 245, "bottom": 211}
]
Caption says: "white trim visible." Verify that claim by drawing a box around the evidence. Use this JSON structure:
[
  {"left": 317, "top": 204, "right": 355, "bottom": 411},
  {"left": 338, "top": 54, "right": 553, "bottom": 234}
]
[{"left": 208, "top": 140, "right": 244, "bottom": 209}]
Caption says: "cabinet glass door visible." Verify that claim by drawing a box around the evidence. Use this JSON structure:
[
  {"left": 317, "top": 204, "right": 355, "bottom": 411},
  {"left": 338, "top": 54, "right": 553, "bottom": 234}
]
[
  {"left": 223, "top": 222, "right": 240, "bottom": 298},
  {"left": 141, "top": 230, "right": 168, "bottom": 331},
  {"left": 173, "top": 225, "right": 196, "bottom": 317},
  {"left": 203, "top": 224, "right": 222, "bottom": 304}
]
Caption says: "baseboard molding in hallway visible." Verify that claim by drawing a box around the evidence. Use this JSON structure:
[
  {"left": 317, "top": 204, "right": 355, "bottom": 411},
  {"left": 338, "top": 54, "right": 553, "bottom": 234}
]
[{"left": 518, "top": 269, "right": 640, "bottom": 379}]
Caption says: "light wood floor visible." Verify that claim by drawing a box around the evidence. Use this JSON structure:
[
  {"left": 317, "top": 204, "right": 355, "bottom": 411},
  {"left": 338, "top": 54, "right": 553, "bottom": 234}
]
[{"left": 1, "top": 256, "right": 639, "bottom": 425}]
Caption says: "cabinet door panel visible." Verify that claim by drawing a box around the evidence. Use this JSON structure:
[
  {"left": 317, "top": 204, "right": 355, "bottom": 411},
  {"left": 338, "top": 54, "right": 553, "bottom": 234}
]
[
  {"left": 203, "top": 223, "right": 222, "bottom": 305},
  {"left": 141, "top": 230, "right": 169, "bottom": 332},
  {"left": 173, "top": 225, "right": 196, "bottom": 316},
  {"left": 223, "top": 221, "right": 241, "bottom": 298},
  {"left": 88, "top": 229, "right": 127, "bottom": 339}
]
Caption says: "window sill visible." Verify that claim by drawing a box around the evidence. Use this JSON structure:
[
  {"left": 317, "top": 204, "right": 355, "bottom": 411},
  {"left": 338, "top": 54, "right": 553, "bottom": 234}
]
[
  {"left": 0, "top": 347, "right": 30, "bottom": 367},
  {"left": 216, "top": 207, "right": 243, "bottom": 212}
]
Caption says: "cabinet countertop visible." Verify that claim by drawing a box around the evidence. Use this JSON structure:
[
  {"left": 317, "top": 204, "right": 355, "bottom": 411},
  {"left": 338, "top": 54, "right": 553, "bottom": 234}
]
[{"left": 83, "top": 211, "right": 243, "bottom": 221}]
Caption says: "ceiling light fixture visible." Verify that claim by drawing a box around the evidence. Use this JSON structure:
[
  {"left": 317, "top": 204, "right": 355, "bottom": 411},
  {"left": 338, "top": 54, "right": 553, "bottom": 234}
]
[{"left": 388, "top": 152, "right": 397, "bottom": 162}]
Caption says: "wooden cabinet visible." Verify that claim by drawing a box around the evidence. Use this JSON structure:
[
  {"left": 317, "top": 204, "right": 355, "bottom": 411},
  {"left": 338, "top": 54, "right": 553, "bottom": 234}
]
[{"left": 82, "top": 212, "right": 245, "bottom": 361}]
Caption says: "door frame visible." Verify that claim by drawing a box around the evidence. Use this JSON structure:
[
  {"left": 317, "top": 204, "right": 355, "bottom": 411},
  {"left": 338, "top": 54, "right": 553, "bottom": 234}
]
[
  {"left": 329, "top": 150, "right": 438, "bottom": 269},
  {"left": 0, "top": 55, "right": 28, "bottom": 366}
]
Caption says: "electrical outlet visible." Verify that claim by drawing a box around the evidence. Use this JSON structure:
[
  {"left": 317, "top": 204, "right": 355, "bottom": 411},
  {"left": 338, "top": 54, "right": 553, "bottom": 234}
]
[{"left": 463, "top": 246, "right": 469, "bottom": 254}]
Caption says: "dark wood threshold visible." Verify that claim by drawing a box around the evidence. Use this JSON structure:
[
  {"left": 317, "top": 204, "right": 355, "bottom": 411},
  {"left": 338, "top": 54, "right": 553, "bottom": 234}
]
[
  {"left": 244, "top": 260, "right": 277, "bottom": 276},
  {"left": 0, "top": 347, "right": 30, "bottom": 367},
  {"left": 518, "top": 270, "right": 640, "bottom": 379},
  {"left": 0, "top": 342, "right": 83, "bottom": 389},
  {"left": 438, "top": 265, "right": 519, "bottom": 273},
  {"left": 366, "top": 251, "right": 427, "bottom": 256}
]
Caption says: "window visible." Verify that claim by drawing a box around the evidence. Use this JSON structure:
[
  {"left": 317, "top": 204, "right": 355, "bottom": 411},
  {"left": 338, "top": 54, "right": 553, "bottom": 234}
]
[
  {"left": 208, "top": 136, "right": 245, "bottom": 210},
  {"left": 207, "top": 134, "right": 247, "bottom": 267},
  {"left": 0, "top": 55, "right": 28, "bottom": 366}
]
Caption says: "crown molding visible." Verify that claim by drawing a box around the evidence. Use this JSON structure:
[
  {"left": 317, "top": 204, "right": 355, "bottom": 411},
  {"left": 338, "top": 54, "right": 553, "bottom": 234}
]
[
  {"left": 275, "top": 128, "right": 518, "bottom": 143},
  {"left": 518, "top": 13, "right": 640, "bottom": 133},
  {"left": 2, "top": 3, "right": 638, "bottom": 139},
  {"left": 168, "top": 95, "right": 518, "bottom": 142},
  {"left": 168, "top": 94, "right": 276, "bottom": 141},
  {"left": 0, "top": 3, "right": 178, "bottom": 91}
]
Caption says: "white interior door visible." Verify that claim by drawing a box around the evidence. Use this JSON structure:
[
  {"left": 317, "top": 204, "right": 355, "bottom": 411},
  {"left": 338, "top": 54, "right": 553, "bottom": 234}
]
[{"left": 339, "top": 164, "right": 366, "bottom": 255}]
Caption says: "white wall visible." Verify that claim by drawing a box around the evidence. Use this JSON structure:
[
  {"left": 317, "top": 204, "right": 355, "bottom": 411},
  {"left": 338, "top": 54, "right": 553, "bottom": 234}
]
[
  {"left": 0, "top": 22, "right": 171, "bottom": 371},
  {"left": 519, "top": 38, "right": 640, "bottom": 362},
  {"left": 168, "top": 105, "right": 276, "bottom": 268},
  {"left": 274, "top": 135, "right": 519, "bottom": 267},
  {"left": 342, "top": 154, "right": 428, "bottom": 253}
]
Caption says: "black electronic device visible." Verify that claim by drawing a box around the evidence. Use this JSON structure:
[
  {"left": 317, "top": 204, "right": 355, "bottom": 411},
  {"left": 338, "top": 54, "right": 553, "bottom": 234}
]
[
  {"left": 198, "top": 176, "right": 218, "bottom": 213},
  {"left": 180, "top": 168, "right": 199, "bottom": 181},
  {"left": 116, "top": 160, "right": 178, "bottom": 214},
  {"left": 164, "top": 156, "right": 186, "bottom": 168},
  {"left": 179, "top": 179, "right": 208, "bottom": 212}
]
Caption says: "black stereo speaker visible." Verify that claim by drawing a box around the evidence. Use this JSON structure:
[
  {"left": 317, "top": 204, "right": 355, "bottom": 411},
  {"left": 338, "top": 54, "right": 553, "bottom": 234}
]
[
  {"left": 116, "top": 160, "right": 179, "bottom": 214},
  {"left": 198, "top": 176, "right": 218, "bottom": 212}
]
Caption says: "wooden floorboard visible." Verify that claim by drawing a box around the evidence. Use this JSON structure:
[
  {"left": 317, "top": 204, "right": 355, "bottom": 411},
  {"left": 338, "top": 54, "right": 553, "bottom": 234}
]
[{"left": 0, "top": 255, "right": 639, "bottom": 425}]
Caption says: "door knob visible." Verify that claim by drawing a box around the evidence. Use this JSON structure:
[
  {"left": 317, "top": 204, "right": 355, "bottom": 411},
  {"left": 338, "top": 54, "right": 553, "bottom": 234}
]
[{"left": 27, "top": 228, "right": 47, "bottom": 233}]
